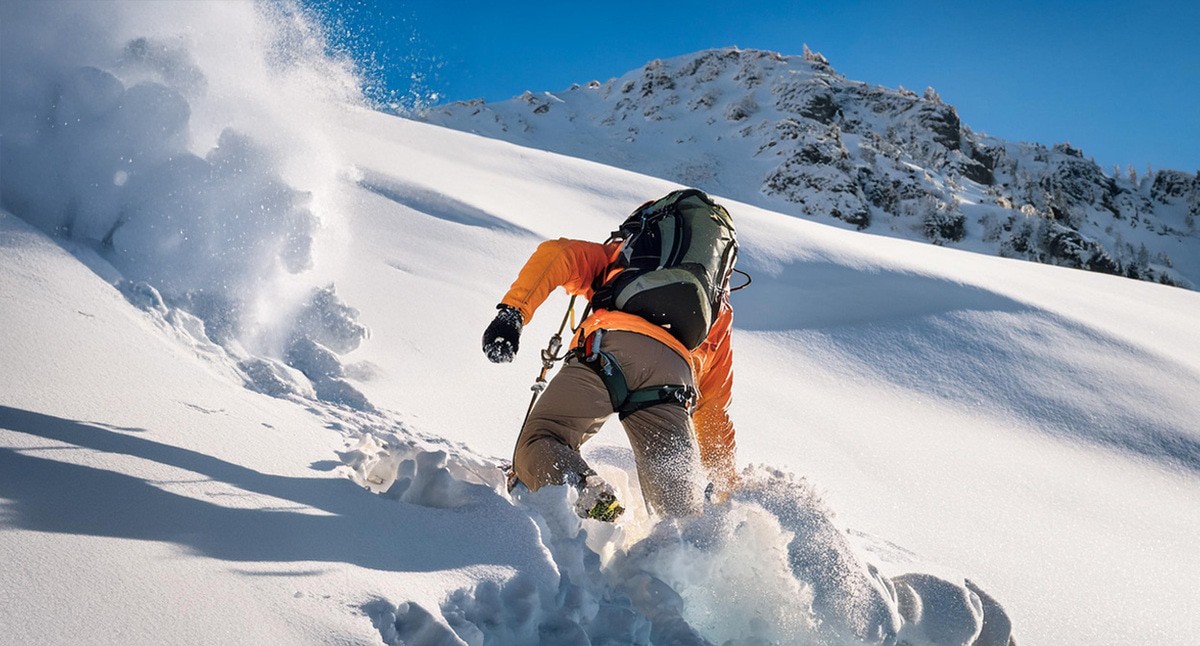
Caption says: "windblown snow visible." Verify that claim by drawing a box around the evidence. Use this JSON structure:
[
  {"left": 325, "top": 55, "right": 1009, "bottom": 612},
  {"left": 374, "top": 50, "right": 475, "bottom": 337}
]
[{"left": 3, "top": 3, "right": 1199, "bottom": 646}]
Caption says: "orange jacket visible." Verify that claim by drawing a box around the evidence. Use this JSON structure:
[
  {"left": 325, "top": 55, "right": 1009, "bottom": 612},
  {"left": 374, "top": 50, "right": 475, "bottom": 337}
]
[{"left": 500, "top": 238, "right": 736, "bottom": 487}]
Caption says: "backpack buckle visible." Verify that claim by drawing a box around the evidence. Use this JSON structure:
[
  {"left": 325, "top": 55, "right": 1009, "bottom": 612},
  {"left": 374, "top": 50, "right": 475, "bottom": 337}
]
[{"left": 664, "top": 385, "right": 698, "bottom": 411}]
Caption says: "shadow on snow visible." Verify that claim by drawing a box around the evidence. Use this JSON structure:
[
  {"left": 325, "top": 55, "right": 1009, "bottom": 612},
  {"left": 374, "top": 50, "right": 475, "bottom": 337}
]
[
  {"left": 732, "top": 260, "right": 1200, "bottom": 475},
  {"left": 0, "top": 406, "right": 545, "bottom": 575}
]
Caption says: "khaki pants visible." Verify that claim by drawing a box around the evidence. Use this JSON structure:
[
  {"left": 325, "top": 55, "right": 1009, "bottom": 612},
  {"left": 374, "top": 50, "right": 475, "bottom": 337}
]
[{"left": 512, "top": 331, "right": 703, "bottom": 516}]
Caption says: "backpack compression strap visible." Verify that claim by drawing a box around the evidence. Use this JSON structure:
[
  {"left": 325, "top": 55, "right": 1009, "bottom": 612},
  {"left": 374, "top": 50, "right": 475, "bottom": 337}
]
[{"left": 576, "top": 331, "right": 697, "bottom": 420}]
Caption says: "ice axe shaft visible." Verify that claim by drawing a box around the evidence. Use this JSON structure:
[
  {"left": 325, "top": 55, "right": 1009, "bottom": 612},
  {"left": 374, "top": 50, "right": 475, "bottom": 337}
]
[{"left": 520, "top": 295, "right": 577, "bottom": 428}]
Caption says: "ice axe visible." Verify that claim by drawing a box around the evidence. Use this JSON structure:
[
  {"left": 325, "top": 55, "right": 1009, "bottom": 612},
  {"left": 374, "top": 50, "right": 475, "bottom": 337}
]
[
  {"left": 521, "top": 295, "right": 579, "bottom": 427},
  {"left": 505, "top": 295, "right": 579, "bottom": 491}
]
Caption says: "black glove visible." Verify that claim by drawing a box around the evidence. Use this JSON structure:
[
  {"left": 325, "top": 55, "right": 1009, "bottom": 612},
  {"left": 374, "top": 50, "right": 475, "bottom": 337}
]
[{"left": 482, "top": 305, "right": 523, "bottom": 363}]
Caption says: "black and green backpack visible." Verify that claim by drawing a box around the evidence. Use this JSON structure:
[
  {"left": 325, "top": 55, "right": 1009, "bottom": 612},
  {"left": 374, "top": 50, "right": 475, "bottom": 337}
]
[{"left": 592, "top": 188, "right": 737, "bottom": 350}]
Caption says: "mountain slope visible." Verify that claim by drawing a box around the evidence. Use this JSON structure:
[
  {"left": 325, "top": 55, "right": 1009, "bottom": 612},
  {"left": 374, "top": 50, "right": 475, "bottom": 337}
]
[
  {"left": 7, "top": 106, "right": 1199, "bottom": 643},
  {"left": 4, "top": 5, "right": 1200, "bottom": 645},
  {"left": 0, "top": 211, "right": 557, "bottom": 645},
  {"left": 325, "top": 111, "right": 1200, "bottom": 645},
  {"left": 422, "top": 47, "right": 1200, "bottom": 289}
]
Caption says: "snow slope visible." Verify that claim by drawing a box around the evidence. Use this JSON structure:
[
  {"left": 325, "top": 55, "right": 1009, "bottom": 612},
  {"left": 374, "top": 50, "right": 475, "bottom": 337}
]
[
  {"left": 4, "top": 3, "right": 1200, "bottom": 645},
  {"left": 0, "top": 211, "right": 555, "bottom": 645},
  {"left": 322, "top": 110, "right": 1200, "bottom": 645}
]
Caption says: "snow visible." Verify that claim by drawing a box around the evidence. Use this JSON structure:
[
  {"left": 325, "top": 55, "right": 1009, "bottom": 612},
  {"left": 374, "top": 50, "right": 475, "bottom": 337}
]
[
  {"left": 4, "top": 2, "right": 1200, "bottom": 645},
  {"left": 0, "top": 0, "right": 357, "bottom": 359},
  {"left": 0, "top": 212, "right": 550, "bottom": 645}
]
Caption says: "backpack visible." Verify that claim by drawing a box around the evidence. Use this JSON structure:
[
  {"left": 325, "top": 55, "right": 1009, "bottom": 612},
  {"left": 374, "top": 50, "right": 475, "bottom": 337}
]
[{"left": 592, "top": 188, "right": 737, "bottom": 350}]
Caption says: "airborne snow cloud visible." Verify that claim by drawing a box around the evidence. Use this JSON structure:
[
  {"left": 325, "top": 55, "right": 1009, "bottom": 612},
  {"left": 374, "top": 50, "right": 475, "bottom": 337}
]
[{"left": 0, "top": 0, "right": 360, "bottom": 354}]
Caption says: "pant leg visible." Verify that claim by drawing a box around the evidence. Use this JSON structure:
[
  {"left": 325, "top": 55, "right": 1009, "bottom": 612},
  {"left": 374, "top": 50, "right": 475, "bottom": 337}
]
[
  {"left": 511, "top": 355, "right": 612, "bottom": 491},
  {"left": 603, "top": 332, "right": 704, "bottom": 517}
]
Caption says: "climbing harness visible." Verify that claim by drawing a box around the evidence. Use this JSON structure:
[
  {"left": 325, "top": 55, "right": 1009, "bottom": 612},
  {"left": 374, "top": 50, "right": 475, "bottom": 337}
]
[{"left": 576, "top": 329, "right": 697, "bottom": 420}]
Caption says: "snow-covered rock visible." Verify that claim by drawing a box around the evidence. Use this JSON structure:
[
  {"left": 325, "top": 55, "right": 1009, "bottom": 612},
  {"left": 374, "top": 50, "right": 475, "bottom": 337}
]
[{"left": 423, "top": 47, "right": 1200, "bottom": 289}]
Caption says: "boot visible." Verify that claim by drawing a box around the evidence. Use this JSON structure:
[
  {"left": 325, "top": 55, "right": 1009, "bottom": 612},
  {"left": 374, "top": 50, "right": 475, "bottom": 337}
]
[{"left": 575, "top": 474, "right": 625, "bottom": 522}]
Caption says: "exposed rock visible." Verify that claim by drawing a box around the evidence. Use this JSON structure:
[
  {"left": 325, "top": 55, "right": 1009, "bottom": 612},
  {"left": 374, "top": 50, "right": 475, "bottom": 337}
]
[
  {"left": 914, "top": 101, "right": 962, "bottom": 150},
  {"left": 725, "top": 95, "right": 757, "bottom": 121},
  {"left": 802, "top": 43, "right": 832, "bottom": 70},
  {"left": 1039, "top": 158, "right": 1118, "bottom": 208},
  {"left": 1151, "top": 170, "right": 1193, "bottom": 202},
  {"left": 639, "top": 59, "right": 676, "bottom": 97},
  {"left": 765, "top": 160, "right": 870, "bottom": 228},
  {"left": 960, "top": 144, "right": 999, "bottom": 185},
  {"left": 1039, "top": 224, "right": 1122, "bottom": 275},
  {"left": 1052, "top": 142, "right": 1084, "bottom": 158}
]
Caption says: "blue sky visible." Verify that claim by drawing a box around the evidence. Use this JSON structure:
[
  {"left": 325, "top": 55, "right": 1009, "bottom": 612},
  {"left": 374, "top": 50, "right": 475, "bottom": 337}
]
[{"left": 312, "top": 0, "right": 1198, "bottom": 173}]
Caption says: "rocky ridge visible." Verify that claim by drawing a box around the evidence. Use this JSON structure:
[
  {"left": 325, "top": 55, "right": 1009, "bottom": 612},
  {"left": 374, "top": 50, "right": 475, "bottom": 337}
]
[{"left": 421, "top": 47, "right": 1200, "bottom": 289}]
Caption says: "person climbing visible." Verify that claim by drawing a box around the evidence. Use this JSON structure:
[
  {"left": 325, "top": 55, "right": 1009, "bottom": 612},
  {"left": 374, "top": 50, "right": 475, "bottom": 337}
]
[{"left": 481, "top": 188, "right": 742, "bottom": 521}]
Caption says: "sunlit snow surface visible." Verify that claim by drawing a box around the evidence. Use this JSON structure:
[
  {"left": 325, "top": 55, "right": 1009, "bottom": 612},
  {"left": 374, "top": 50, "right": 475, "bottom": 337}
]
[{"left": 3, "top": 2, "right": 1200, "bottom": 645}]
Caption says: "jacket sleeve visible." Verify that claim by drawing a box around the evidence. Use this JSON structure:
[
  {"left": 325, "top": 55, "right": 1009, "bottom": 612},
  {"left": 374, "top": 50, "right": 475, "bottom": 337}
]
[
  {"left": 692, "top": 305, "right": 736, "bottom": 491},
  {"left": 499, "top": 238, "right": 613, "bottom": 324}
]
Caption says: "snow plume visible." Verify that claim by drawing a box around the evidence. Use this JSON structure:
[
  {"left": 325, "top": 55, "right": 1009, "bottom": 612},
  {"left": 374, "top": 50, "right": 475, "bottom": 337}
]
[
  {"left": 1, "top": 1, "right": 370, "bottom": 403},
  {"left": 461, "top": 468, "right": 1014, "bottom": 645},
  {"left": 343, "top": 429, "right": 1017, "bottom": 646}
]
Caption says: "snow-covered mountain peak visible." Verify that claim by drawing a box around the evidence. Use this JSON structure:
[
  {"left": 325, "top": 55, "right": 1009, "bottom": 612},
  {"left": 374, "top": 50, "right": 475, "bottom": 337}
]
[{"left": 424, "top": 46, "right": 1200, "bottom": 289}]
